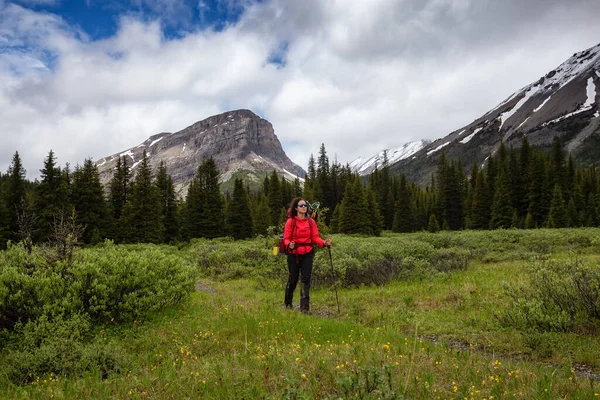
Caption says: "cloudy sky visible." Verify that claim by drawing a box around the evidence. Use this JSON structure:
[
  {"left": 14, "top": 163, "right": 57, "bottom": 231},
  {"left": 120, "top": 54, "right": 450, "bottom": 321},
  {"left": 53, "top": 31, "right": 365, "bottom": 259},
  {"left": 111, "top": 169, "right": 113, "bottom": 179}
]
[{"left": 2, "top": 0, "right": 600, "bottom": 179}]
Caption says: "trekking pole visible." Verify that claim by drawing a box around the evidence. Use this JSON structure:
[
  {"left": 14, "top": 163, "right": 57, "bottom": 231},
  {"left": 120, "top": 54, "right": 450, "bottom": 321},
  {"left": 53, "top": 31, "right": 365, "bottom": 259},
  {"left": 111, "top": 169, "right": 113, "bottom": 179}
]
[{"left": 327, "top": 246, "right": 341, "bottom": 314}]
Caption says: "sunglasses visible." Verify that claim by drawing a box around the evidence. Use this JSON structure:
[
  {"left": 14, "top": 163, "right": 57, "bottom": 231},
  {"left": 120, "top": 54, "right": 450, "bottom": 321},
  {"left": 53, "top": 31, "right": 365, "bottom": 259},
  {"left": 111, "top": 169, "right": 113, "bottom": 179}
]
[{"left": 297, "top": 204, "right": 308, "bottom": 208}]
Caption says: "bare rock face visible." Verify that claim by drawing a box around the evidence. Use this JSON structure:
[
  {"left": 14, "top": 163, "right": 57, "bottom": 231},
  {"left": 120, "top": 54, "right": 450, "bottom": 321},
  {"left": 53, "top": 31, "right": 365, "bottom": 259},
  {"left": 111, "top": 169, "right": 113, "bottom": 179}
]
[{"left": 96, "top": 109, "right": 305, "bottom": 196}]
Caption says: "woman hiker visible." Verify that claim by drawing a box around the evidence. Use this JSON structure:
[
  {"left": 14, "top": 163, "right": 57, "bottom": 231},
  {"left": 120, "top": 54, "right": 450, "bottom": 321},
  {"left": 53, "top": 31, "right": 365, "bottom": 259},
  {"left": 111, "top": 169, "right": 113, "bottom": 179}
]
[{"left": 283, "top": 197, "right": 332, "bottom": 313}]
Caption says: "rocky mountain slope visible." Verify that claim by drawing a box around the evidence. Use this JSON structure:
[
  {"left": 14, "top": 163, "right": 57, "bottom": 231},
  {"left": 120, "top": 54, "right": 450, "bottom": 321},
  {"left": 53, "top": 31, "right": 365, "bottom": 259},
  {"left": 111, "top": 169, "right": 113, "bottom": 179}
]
[
  {"left": 382, "top": 43, "right": 600, "bottom": 184},
  {"left": 349, "top": 140, "right": 431, "bottom": 175},
  {"left": 96, "top": 109, "right": 305, "bottom": 195}
]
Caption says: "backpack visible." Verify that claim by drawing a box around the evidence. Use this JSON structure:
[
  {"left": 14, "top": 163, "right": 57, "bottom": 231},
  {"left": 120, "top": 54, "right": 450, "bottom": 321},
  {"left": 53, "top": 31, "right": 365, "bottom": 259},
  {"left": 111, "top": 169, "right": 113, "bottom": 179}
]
[{"left": 277, "top": 208, "right": 314, "bottom": 256}]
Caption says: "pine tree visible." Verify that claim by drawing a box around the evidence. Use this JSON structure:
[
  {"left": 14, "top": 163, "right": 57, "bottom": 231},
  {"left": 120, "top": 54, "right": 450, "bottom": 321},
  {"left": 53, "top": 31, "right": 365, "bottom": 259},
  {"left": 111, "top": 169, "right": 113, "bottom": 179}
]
[
  {"left": 527, "top": 152, "right": 550, "bottom": 227},
  {"left": 470, "top": 170, "right": 491, "bottom": 229},
  {"left": 155, "top": 161, "right": 179, "bottom": 242},
  {"left": 584, "top": 195, "right": 598, "bottom": 227},
  {"left": 548, "top": 184, "right": 568, "bottom": 228},
  {"left": 34, "top": 150, "right": 71, "bottom": 242},
  {"left": 252, "top": 194, "right": 272, "bottom": 236},
  {"left": 427, "top": 214, "right": 440, "bottom": 233},
  {"left": 330, "top": 203, "right": 343, "bottom": 233},
  {"left": 120, "top": 151, "right": 164, "bottom": 243},
  {"left": 4, "top": 152, "right": 27, "bottom": 243},
  {"left": 304, "top": 154, "right": 317, "bottom": 197},
  {"left": 510, "top": 209, "right": 520, "bottom": 229},
  {"left": 566, "top": 154, "right": 575, "bottom": 195},
  {"left": 316, "top": 143, "right": 332, "bottom": 213},
  {"left": 200, "top": 157, "right": 225, "bottom": 238},
  {"left": 267, "top": 171, "right": 282, "bottom": 226},
  {"left": 226, "top": 178, "right": 253, "bottom": 239},
  {"left": 518, "top": 137, "right": 532, "bottom": 217},
  {"left": 489, "top": 171, "right": 513, "bottom": 229},
  {"left": 508, "top": 147, "right": 522, "bottom": 216},
  {"left": 524, "top": 211, "right": 536, "bottom": 229},
  {"left": 70, "top": 158, "right": 108, "bottom": 244},
  {"left": 392, "top": 174, "right": 415, "bottom": 232},
  {"left": 184, "top": 158, "right": 225, "bottom": 239},
  {"left": 436, "top": 154, "right": 464, "bottom": 230},
  {"left": 338, "top": 175, "right": 370, "bottom": 234},
  {"left": 550, "top": 136, "right": 566, "bottom": 192},
  {"left": 496, "top": 141, "right": 508, "bottom": 170},
  {"left": 567, "top": 197, "right": 578, "bottom": 227},
  {"left": 109, "top": 156, "right": 131, "bottom": 240},
  {"left": 366, "top": 187, "right": 383, "bottom": 236},
  {"left": 0, "top": 186, "right": 8, "bottom": 247},
  {"left": 293, "top": 177, "right": 302, "bottom": 198},
  {"left": 485, "top": 155, "right": 497, "bottom": 203},
  {"left": 464, "top": 162, "right": 479, "bottom": 229}
]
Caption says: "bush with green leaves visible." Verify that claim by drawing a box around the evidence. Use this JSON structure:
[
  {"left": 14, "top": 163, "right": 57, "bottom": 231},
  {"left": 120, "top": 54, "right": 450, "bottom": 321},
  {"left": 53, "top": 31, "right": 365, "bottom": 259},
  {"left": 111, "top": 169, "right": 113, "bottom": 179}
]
[
  {"left": 0, "top": 240, "right": 195, "bottom": 383},
  {"left": 501, "top": 257, "right": 600, "bottom": 333},
  {"left": 185, "top": 233, "right": 475, "bottom": 288},
  {"left": 1, "top": 313, "right": 129, "bottom": 384},
  {"left": 0, "top": 240, "right": 195, "bottom": 330}
]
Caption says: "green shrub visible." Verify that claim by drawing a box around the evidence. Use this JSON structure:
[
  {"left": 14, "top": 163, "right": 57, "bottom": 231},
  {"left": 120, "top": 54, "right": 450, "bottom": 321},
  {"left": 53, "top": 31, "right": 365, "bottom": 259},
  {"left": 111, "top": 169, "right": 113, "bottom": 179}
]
[
  {"left": 0, "top": 241, "right": 195, "bottom": 331},
  {"left": 501, "top": 258, "right": 600, "bottom": 333},
  {"left": 0, "top": 241, "right": 193, "bottom": 384},
  {"left": 2, "top": 313, "right": 128, "bottom": 384}
]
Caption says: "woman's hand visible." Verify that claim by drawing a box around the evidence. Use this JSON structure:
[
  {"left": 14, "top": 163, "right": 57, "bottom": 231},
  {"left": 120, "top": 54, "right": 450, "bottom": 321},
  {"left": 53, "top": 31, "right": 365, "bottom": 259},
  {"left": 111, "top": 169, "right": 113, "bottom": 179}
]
[
  {"left": 289, "top": 241, "right": 296, "bottom": 249},
  {"left": 324, "top": 238, "right": 332, "bottom": 247}
]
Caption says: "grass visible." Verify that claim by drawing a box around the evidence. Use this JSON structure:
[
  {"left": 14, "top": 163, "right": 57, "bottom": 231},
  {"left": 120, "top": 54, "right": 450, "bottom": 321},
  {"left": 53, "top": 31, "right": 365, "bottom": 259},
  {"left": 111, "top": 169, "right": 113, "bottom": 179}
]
[{"left": 2, "top": 229, "right": 600, "bottom": 398}]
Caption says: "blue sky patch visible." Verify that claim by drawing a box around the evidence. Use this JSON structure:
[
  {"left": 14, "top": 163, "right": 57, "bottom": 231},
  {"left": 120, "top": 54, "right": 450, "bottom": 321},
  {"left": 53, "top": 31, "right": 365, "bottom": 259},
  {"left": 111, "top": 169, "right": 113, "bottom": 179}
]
[{"left": 9, "top": 0, "right": 263, "bottom": 40}]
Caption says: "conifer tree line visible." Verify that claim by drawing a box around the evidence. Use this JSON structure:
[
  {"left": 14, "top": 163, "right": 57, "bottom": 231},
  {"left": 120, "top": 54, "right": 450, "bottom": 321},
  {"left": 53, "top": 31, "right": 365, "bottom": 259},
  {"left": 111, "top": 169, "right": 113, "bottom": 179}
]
[
  {"left": 301, "top": 137, "right": 600, "bottom": 234},
  {"left": 0, "top": 149, "right": 305, "bottom": 247},
  {"left": 1, "top": 136, "right": 599, "bottom": 248}
]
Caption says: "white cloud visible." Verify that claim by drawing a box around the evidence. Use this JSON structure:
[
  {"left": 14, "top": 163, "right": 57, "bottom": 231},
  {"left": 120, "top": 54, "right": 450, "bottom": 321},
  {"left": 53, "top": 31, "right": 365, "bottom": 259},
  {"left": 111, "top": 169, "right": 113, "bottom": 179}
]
[{"left": 2, "top": 0, "right": 600, "bottom": 179}]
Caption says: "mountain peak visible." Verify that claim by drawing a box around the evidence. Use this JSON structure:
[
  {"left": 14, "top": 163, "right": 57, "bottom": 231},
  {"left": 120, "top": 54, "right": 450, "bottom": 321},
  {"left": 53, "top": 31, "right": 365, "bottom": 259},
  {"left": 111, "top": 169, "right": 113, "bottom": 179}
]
[{"left": 96, "top": 110, "right": 305, "bottom": 195}]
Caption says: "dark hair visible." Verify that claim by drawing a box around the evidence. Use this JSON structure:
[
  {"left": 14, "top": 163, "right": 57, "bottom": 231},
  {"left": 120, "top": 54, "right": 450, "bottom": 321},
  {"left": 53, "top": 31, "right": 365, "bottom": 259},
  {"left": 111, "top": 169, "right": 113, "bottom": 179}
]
[{"left": 289, "top": 197, "right": 305, "bottom": 218}]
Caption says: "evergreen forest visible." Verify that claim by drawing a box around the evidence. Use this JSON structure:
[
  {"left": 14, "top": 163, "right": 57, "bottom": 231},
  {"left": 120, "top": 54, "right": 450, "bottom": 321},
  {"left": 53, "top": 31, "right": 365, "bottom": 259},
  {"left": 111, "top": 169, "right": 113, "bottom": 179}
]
[{"left": 0, "top": 136, "right": 599, "bottom": 248}]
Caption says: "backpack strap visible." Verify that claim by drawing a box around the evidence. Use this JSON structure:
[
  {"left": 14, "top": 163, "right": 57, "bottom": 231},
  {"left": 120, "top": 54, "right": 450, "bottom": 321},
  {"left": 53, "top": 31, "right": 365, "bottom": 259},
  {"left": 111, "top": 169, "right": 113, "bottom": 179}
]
[{"left": 285, "top": 217, "right": 297, "bottom": 254}]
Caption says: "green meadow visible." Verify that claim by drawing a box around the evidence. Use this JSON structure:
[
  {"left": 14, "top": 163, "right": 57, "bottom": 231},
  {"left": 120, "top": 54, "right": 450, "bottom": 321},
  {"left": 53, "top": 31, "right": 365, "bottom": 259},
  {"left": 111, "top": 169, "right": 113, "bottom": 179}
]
[{"left": 2, "top": 228, "right": 600, "bottom": 399}]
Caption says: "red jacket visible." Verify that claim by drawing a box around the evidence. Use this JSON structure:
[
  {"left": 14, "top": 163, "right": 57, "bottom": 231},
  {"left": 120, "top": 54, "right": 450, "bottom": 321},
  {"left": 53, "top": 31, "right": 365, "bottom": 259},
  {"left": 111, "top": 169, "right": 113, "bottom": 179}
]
[{"left": 283, "top": 216, "right": 325, "bottom": 255}]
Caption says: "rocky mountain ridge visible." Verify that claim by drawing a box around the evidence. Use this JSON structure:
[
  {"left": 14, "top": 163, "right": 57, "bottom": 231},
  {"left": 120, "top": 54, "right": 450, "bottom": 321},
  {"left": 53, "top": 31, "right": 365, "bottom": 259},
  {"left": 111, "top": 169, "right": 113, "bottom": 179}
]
[
  {"left": 96, "top": 109, "right": 305, "bottom": 195},
  {"left": 359, "top": 43, "right": 600, "bottom": 184}
]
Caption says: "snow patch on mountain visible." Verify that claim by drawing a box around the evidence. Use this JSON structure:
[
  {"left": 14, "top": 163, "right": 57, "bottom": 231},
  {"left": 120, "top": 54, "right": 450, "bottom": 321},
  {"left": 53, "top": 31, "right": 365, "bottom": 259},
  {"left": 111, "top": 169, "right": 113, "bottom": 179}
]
[
  {"left": 543, "top": 77, "right": 597, "bottom": 126},
  {"left": 460, "top": 127, "right": 482, "bottom": 144},
  {"left": 349, "top": 140, "right": 427, "bottom": 174},
  {"left": 427, "top": 141, "right": 450, "bottom": 156},
  {"left": 499, "top": 87, "right": 536, "bottom": 129},
  {"left": 489, "top": 44, "right": 600, "bottom": 129},
  {"left": 119, "top": 150, "right": 134, "bottom": 160},
  {"left": 533, "top": 95, "right": 552, "bottom": 113},
  {"left": 516, "top": 117, "right": 530, "bottom": 130},
  {"left": 150, "top": 136, "right": 164, "bottom": 147},
  {"left": 541, "top": 44, "right": 600, "bottom": 93},
  {"left": 584, "top": 77, "right": 597, "bottom": 108}
]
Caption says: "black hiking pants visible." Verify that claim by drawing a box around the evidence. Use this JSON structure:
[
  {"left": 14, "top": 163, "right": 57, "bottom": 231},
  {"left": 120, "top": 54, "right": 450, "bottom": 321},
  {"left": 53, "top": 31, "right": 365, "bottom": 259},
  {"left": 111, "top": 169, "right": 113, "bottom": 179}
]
[{"left": 285, "top": 250, "right": 315, "bottom": 311}]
